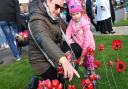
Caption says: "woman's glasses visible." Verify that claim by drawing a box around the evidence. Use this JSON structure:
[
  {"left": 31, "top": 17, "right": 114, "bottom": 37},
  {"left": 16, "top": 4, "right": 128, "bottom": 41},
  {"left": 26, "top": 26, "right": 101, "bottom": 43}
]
[{"left": 55, "top": 4, "right": 64, "bottom": 13}]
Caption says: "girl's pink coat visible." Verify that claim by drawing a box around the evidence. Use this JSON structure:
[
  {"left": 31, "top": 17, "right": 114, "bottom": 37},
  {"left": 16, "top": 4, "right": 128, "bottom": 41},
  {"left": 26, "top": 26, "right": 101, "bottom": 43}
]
[{"left": 66, "top": 14, "right": 95, "bottom": 54}]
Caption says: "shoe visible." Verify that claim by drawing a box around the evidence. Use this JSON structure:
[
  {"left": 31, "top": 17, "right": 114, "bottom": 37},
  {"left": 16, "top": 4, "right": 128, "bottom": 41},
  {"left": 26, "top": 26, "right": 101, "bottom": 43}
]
[
  {"left": 16, "top": 58, "right": 21, "bottom": 61},
  {"left": 110, "top": 31, "right": 116, "bottom": 34},
  {"left": 102, "top": 31, "right": 109, "bottom": 34},
  {"left": 4, "top": 44, "right": 9, "bottom": 48}
]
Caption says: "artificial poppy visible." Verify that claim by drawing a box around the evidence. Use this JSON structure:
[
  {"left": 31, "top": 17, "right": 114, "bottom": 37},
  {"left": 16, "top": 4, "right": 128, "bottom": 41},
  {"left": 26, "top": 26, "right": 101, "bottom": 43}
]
[
  {"left": 115, "top": 59, "right": 126, "bottom": 73},
  {"left": 58, "top": 65, "right": 63, "bottom": 75},
  {"left": 112, "top": 40, "right": 122, "bottom": 50},
  {"left": 68, "top": 84, "right": 76, "bottom": 89},
  {"left": 108, "top": 60, "right": 113, "bottom": 67},
  {"left": 75, "top": 57, "right": 81, "bottom": 65},
  {"left": 93, "top": 60, "right": 101, "bottom": 69},
  {"left": 52, "top": 79, "right": 59, "bottom": 88},
  {"left": 83, "top": 47, "right": 94, "bottom": 56},
  {"left": 81, "top": 79, "right": 93, "bottom": 89},
  {"left": 38, "top": 80, "right": 44, "bottom": 89},
  {"left": 98, "top": 44, "right": 105, "bottom": 52},
  {"left": 65, "top": 52, "right": 73, "bottom": 62},
  {"left": 57, "top": 83, "right": 63, "bottom": 89}
]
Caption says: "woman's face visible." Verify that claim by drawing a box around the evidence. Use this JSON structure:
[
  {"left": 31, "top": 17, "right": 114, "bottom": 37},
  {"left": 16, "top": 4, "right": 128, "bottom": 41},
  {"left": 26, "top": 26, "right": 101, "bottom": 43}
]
[
  {"left": 47, "top": 0, "right": 64, "bottom": 19},
  {"left": 71, "top": 12, "right": 82, "bottom": 22}
]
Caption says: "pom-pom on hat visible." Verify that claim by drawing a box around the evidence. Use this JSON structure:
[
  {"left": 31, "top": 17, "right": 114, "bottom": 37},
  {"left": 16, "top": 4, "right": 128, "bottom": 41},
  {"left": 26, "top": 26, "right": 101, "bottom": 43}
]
[{"left": 66, "top": 0, "right": 83, "bottom": 13}]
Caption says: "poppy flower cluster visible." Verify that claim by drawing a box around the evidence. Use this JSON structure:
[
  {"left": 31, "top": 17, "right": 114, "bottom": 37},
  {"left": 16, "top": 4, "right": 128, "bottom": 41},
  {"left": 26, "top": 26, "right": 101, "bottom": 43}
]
[
  {"left": 68, "top": 84, "right": 76, "bottom": 89},
  {"left": 84, "top": 47, "right": 94, "bottom": 56},
  {"left": 15, "top": 31, "right": 28, "bottom": 41},
  {"left": 89, "top": 73, "right": 101, "bottom": 81},
  {"left": 111, "top": 40, "right": 122, "bottom": 50},
  {"left": 82, "top": 73, "right": 101, "bottom": 89},
  {"left": 115, "top": 59, "right": 126, "bottom": 73},
  {"left": 81, "top": 79, "right": 94, "bottom": 89},
  {"left": 75, "top": 47, "right": 95, "bottom": 65},
  {"left": 38, "top": 79, "right": 63, "bottom": 89}
]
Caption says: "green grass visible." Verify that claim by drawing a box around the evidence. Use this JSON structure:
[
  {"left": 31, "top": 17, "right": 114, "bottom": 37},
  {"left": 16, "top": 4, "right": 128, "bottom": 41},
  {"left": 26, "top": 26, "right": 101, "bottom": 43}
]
[
  {"left": 114, "top": 19, "right": 128, "bottom": 26},
  {"left": 0, "top": 35, "right": 128, "bottom": 89},
  {"left": 0, "top": 59, "right": 35, "bottom": 89},
  {"left": 71, "top": 35, "right": 128, "bottom": 89}
]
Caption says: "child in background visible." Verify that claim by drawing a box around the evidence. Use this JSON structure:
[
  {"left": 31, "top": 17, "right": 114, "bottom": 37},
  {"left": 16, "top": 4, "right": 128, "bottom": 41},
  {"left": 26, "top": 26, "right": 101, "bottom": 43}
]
[{"left": 66, "top": 0, "right": 95, "bottom": 75}]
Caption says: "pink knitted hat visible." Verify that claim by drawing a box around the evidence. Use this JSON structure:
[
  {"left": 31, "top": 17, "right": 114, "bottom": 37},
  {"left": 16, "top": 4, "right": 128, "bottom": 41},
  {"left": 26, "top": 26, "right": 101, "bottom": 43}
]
[{"left": 66, "top": 0, "right": 83, "bottom": 13}]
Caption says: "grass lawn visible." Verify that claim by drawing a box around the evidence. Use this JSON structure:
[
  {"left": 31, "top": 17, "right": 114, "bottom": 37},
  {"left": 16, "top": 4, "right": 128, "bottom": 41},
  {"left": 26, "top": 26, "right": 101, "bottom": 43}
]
[
  {"left": 114, "top": 19, "right": 128, "bottom": 26},
  {"left": 0, "top": 35, "right": 128, "bottom": 89}
]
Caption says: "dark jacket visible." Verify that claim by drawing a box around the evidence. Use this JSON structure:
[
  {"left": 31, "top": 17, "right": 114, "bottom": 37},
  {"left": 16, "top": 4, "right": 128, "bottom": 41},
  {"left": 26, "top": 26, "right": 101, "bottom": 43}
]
[
  {"left": 86, "top": 0, "right": 94, "bottom": 20},
  {"left": 0, "top": 0, "right": 21, "bottom": 24},
  {"left": 109, "top": 0, "right": 115, "bottom": 24},
  {"left": 29, "top": 0, "right": 67, "bottom": 75}
]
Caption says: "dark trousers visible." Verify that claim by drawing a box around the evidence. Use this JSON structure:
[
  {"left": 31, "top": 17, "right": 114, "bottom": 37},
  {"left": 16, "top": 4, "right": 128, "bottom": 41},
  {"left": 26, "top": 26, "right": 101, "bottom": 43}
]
[
  {"left": 97, "top": 17, "right": 113, "bottom": 33},
  {"left": 61, "top": 41, "right": 82, "bottom": 59}
]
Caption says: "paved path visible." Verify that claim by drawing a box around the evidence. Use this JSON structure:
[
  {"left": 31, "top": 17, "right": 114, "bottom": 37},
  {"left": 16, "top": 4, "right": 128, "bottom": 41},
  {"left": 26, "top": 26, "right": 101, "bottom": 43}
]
[
  {"left": 93, "top": 26, "right": 128, "bottom": 35},
  {"left": 0, "top": 46, "right": 28, "bottom": 65},
  {"left": 0, "top": 48, "right": 15, "bottom": 65}
]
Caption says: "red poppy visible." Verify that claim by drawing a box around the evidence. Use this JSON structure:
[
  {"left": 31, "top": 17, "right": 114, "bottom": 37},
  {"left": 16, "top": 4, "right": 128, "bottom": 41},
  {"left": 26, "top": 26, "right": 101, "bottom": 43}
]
[
  {"left": 38, "top": 80, "right": 44, "bottom": 89},
  {"left": 98, "top": 44, "right": 105, "bottom": 52},
  {"left": 115, "top": 59, "right": 126, "bottom": 73},
  {"left": 83, "top": 47, "right": 94, "bottom": 56},
  {"left": 89, "top": 73, "right": 97, "bottom": 81},
  {"left": 56, "top": 83, "right": 63, "bottom": 89},
  {"left": 58, "top": 65, "right": 63, "bottom": 75},
  {"left": 93, "top": 60, "right": 101, "bottom": 69},
  {"left": 44, "top": 79, "right": 53, "bottom": 89},
  {"left": 108, "top": 60, "right": 113, "bottom": 67},
  {"left": 65, "top": 52, "right": 73, "bottom": 62},
  {"left": 81, "top": 79, "right": 94, "bottom": 89},
  {"left": 112, "top": 40, "right": 122, "bottom": 50},
  {"left": 52, "top": 79, "right": 59, "bottom": 88},
  {"left": 75, "top": 57, "right": 81, "bottom": 65},
  {"left": 68, "top": 84, "right": 76, "bottom": 89}
]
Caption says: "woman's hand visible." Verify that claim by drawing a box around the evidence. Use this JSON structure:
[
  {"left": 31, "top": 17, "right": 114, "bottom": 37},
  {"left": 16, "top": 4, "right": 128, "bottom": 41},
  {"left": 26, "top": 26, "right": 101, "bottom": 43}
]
[{"left": 59, "top": 56, "right": 80, "bottom": 81}]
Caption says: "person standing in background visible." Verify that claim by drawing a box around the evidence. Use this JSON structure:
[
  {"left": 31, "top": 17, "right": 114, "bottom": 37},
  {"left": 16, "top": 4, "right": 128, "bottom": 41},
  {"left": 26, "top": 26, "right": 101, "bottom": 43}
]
[
  {"left": 96, "top": 0, "right": 115, "bottom": 34},
  {"left": 0, "top": 27, "right": 9, "bottom": 48},
  {"left": 110, "top": 0, "right": 116, "bottom": 24},
  {"left": 0, "top": 0, "right": 21, "bottom": 61}
]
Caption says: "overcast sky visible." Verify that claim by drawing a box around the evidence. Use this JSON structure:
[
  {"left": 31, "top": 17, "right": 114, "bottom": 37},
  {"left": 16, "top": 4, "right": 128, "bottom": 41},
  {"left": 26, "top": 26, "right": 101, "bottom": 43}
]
[{"left": 19, "top": 0, "right": 29, "bottom": 3}]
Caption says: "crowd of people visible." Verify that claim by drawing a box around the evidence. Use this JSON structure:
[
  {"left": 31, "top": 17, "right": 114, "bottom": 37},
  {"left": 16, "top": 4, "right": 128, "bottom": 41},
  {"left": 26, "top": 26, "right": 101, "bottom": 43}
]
[{"left": 0, "top": 0, "right": 118, "bottom": 88}]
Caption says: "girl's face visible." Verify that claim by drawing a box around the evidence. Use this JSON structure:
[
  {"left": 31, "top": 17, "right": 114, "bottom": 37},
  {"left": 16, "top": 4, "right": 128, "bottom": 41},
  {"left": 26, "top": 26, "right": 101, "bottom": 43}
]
[{"left": 71, "top": 12, "right": 82, "bottom": 22}]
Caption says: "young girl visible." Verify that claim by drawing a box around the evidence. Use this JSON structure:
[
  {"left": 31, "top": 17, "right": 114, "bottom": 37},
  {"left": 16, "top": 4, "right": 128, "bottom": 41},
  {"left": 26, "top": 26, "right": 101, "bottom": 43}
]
[{"left": 65, "top": 0, "right": 95, "bottom": 73}]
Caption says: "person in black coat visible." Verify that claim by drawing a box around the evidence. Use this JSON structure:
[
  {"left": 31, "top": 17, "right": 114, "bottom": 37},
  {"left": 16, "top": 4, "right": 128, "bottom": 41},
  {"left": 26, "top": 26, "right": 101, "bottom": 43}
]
[{"left": 86, "top": 0, "right": 99, "bottom": 31}]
